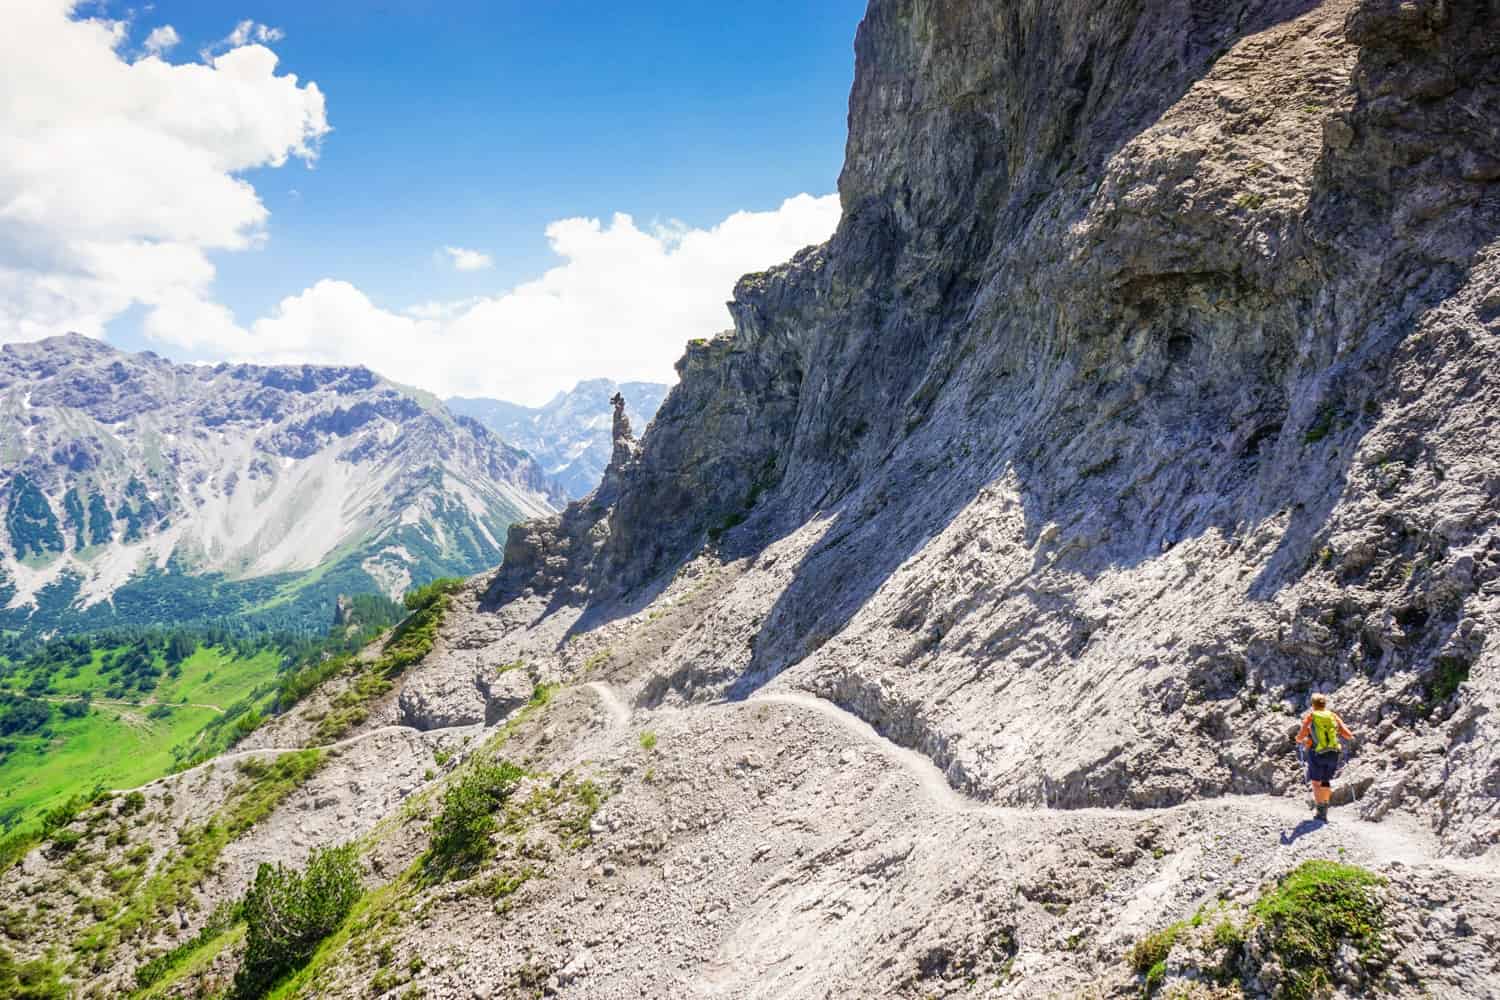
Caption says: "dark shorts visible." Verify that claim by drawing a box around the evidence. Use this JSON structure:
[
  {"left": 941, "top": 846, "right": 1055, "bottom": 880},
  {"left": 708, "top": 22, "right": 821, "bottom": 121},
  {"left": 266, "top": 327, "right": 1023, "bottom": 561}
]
[{"left": 1307, "top": 750, "right": 1340, "bottom": 784}]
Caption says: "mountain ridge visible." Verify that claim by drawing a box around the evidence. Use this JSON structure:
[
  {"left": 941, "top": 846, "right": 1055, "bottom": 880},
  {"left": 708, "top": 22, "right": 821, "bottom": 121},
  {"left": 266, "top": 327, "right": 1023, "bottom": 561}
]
[{"left": 0, "top": 333, "right": 562, "bottom": 635}]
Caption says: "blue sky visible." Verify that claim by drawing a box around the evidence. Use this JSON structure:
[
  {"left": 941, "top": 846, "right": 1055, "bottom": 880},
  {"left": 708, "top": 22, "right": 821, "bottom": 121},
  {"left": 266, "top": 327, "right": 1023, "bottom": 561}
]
[
  {"left": 4, "top": 2, "right": 863, "bottom": 402},
  {"left": 89, "top": 0, "right": 866, "bottom": 391}
]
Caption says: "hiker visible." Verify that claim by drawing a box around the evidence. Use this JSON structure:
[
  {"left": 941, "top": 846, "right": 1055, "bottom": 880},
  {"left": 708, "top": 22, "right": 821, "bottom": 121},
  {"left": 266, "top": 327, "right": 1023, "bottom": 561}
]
[{"left": 1297, "top": 693, "right": 1355, "bottom": 822}]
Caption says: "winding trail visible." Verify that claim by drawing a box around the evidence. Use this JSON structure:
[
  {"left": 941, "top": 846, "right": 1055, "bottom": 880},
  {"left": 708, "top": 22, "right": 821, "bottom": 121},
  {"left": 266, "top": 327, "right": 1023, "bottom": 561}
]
[
  {"left": 118, "top": 682, "right": 635, "bottom": 795},
  {"left": 107, "top": 676, "right": 1491, "bottom": 879},
  {"left": 745, "top": 687, "right": 1495, "bottom": 878},
  {"left": 117, "top": 724, "right": 434, "bottom": 793}
]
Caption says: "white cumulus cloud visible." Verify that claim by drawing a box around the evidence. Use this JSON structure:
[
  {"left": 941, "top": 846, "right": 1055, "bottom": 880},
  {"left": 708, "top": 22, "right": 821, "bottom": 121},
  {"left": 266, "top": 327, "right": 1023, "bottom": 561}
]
[
  {"left": 150, "top": 193, "right": 842, "bottom": 406},
  {"left": 0, "top": 2, "right": 327, "bottom": 344},
  {"left": 202, "top": 19, "right": 285, "bottom": 60},
  {"left": 3, "top": 3, "right": 843, "bottom": 407},
  {"left": 443, "top": 246, "right": 494, "bottom": 272},
  {"left": 142, "top": 24, "right": 179, "bottom": 55}
]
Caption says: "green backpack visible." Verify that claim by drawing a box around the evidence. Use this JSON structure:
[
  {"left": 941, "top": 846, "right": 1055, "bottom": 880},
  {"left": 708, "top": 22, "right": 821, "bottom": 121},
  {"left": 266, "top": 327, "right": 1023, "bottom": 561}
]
[{"left": 1310, "top": 709, "right": 1341, "bottom": 754}]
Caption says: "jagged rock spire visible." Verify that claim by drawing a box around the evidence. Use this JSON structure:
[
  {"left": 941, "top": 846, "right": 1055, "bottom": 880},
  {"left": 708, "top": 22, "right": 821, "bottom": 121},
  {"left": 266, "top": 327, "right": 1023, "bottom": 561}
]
[{"left": 608, "top": 391, "right": 637, "bottom": 470}]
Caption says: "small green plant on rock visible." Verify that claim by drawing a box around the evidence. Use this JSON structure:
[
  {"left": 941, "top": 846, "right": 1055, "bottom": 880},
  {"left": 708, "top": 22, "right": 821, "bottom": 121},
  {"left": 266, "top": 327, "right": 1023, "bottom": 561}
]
[
  {"left": 639, "top": 730, "right": 658, "bottom": 751},
  {"left": 1303, "top": 406, "right": 1336, "bottom": 444},
  {"left": 1129, "top": 921, "right": 1184, "bottom": 996},
  {"left": 1250, "top": 860, "right": 1385, "bottom": 1000},
  {"left": 1130, "top": 861, "right": 1387, "bottom": 1000},
  {"left": 1425, "top": 655, "right": 1471, "bottom": 709}
]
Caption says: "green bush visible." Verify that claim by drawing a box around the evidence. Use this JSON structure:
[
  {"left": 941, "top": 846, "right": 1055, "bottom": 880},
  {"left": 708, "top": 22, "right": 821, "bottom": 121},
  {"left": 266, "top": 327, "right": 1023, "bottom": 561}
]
[
  {"left": 37, "top": 792, "right": 86, "bottom": 837},
  {"left": 1128, "top": 921, "right": 1184, "bottom": 977},
  {"left": 0, "top": 829, "right": 39, "bottom": 876},
  {"left": 229, "top": 709, "right": 265, "bottom": 745},
  {"left": 1212, "top": 919, "right": 1244, "bottom": 953},
  {"left": 1426, "top": 655, "right": 1471, "bottom": 708},
  {"left": 119, "top": 791, "right": 146, "bottom": 816},
  {"left": 0, "top": 693, "right": 51, "bottom": 737},
  {"left": 403, "top": 577, "right": 464, "bottom": 613},
  {"left": 274, "top": 654, "right": 349, "bottom": 712},
  {"left": 423, "top": 760, "right": 524, "bottom": 883},
  {"left": 233, "top": 844, "right": 362, "bottom": 998}
]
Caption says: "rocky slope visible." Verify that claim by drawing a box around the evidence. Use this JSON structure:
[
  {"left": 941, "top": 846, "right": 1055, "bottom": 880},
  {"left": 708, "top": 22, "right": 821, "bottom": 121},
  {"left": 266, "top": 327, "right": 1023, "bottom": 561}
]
[
  {"left": 6, "top": 1, "right": 1500, "bottom": 998},
  {"left": 495, "top": 0, "right": 1500, "bottom": 857},
  {"left": 448, "top": 380, "right": 669, "bottom": 499},
  {"left": 0, "top": 335, "right": 562, "bottom": 633}
]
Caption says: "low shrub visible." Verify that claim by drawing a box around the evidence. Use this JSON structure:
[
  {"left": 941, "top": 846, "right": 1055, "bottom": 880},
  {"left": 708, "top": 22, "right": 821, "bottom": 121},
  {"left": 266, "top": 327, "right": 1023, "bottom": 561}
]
[
  {"left": 273, "top": 655, "right": 350, "bottom": 713},
  {"left": 233, "top": 844, "right": 362, "bottom": 998},
  {"left": 422, "top": 760, "right": 525, "bottom": 883},
  {"left": 0, "top": 829, "right": 40, "bottom": 875},
  {"left": 1128, "top": 921, "right": 1184, "bottom": 977}
]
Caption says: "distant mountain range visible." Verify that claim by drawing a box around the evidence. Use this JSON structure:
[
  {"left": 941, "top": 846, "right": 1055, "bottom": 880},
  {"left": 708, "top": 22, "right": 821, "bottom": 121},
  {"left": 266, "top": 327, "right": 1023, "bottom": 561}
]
[
  {"left": 448, "top": 379, "right": 669, "bottom": 499},
  {"left": 0, "top": 334, "right": 563, "bottom": 635}
]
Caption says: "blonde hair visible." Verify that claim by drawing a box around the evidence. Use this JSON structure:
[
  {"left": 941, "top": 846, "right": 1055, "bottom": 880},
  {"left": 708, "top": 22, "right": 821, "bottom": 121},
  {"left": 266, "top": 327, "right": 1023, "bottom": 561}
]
[{"left": 1310, "top": 693, "right": 1328, "bottom": 710}]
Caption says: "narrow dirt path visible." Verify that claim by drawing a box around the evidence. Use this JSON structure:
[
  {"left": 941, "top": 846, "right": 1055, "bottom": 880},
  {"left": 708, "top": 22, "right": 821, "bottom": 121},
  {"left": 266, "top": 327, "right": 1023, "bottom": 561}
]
[
  {"left": 108, "top": 678, "right": 1493, "bottom": 880},
  {"left": 745, "top": 687, "right": 1495, "bottom": 877},
  {"left": 114, "top": 679, "right": 633, "bottom": 797},
  {"left": 35, "top": 694, "right": 225, "bottom": 713},
  {"left": 115, "top": 724, "right": 440, "bottom": 793}
]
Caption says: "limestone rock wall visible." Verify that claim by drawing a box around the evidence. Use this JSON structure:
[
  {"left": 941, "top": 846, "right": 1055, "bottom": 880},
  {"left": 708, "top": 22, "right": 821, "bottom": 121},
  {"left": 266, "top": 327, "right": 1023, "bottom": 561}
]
[{"left": 491, "top": 0, "right": 1500, "bottom": 855}]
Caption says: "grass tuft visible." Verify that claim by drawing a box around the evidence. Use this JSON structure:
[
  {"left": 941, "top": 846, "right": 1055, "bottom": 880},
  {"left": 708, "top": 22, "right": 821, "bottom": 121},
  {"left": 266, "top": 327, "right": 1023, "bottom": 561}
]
[{"left": 1250, "top": 860, "right": 1385, "bottom": 999}]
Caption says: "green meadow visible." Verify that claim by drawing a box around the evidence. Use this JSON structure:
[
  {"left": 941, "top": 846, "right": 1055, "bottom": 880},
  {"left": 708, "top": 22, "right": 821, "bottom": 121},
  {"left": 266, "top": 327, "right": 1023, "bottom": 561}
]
[{"left": 0, "top": 643, "right": 281, "bottom": 829}]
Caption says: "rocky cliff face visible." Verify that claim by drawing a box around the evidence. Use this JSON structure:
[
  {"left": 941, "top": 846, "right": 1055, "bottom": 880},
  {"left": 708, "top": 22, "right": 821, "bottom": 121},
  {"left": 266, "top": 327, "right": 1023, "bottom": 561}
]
[
  {"left": 0, "top": 335, "right": 561, "bottom": 633},
  {"left": 448, "top": 379, "right": 669, "bottom": 499},
  {"left": 496, "top": 0, "right": 1500, "bottom": 855}
]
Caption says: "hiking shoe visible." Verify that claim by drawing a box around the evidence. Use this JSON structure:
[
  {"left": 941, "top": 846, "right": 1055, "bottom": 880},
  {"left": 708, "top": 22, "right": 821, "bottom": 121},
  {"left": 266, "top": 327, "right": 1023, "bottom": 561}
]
[{"left": 1316, "top": 804, "right": 1328, "bottom": 822}]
